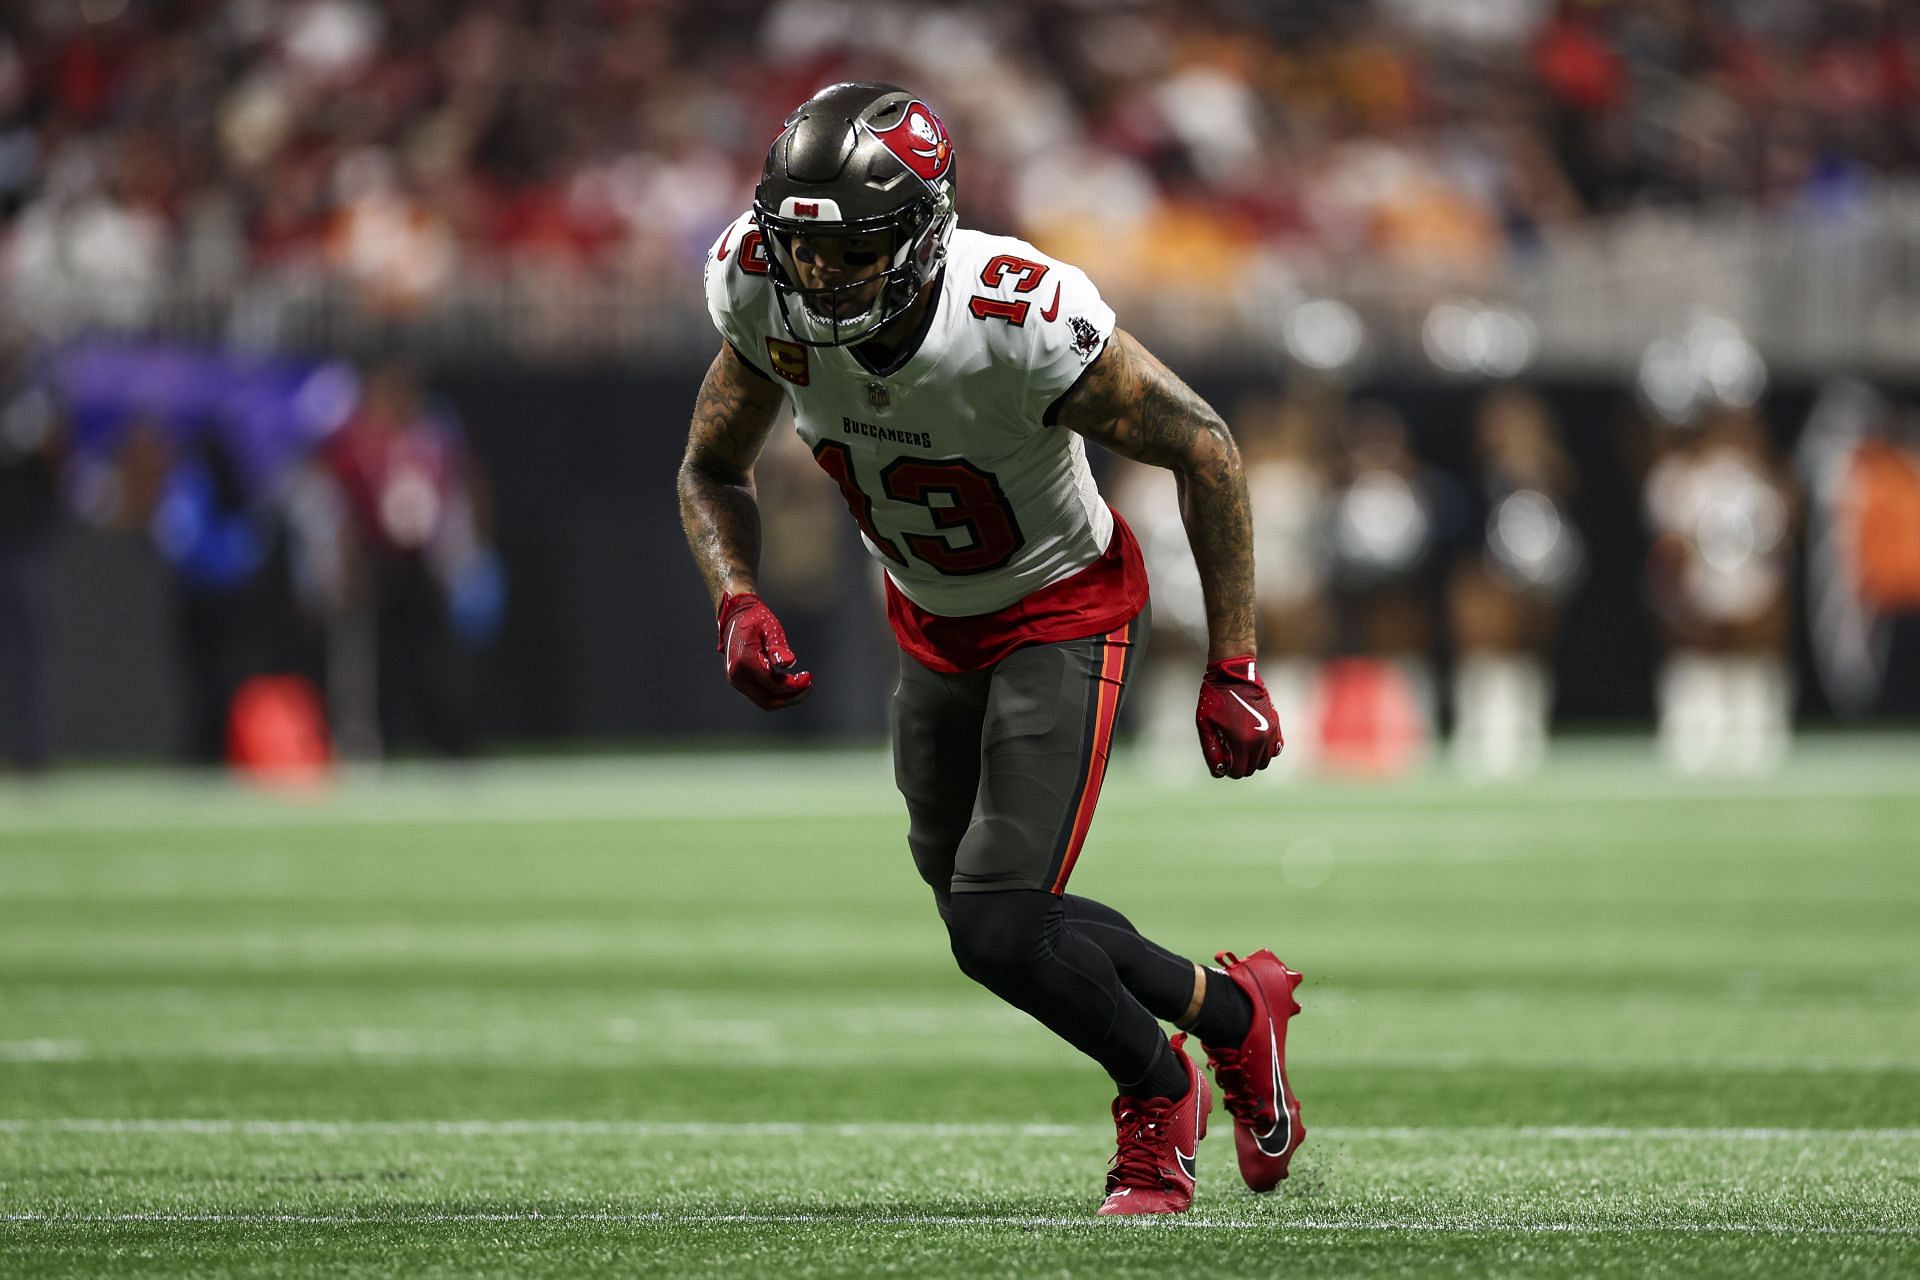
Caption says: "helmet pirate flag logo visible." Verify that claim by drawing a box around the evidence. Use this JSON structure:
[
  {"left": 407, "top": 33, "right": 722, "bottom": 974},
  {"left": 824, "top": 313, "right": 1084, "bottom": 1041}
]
[{"left": 867, "top": 101, "right": 953, "bottom": 184}]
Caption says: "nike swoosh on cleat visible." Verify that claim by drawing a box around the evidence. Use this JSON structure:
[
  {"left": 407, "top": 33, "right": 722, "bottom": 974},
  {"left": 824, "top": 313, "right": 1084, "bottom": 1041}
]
[
  {"left": 1174, "top": 1070, "right": 1203, "bottom": 1181},
  {"left": 1254, "top": 1116, "right": 1292, "bottom": 1158},
  {"left": 1228, "top": 690, "right": 1270, "bottom": 732},
  {"left": 1252, "top": 1021, "right": 1292, "bottom": 1157},
  {"left": 1041, "top": 284, "right": 1061, "bottom": 323}
]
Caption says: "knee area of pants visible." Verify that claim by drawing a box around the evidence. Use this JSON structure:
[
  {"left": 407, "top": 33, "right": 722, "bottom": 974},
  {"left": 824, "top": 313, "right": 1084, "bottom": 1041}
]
[
  {"left": 946, "top": 895, "right": 1050, "bottom": 985},
  {"left": 908, "top": 835, "right": 965, "bottom": 891}
]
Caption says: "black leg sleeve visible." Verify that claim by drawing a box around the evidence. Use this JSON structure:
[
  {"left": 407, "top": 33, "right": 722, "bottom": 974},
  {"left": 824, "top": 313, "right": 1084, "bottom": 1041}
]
[
  {"left": 947, "top": 888, "right": 1169, "bottom": 1089},
  {"left": 1059, "top": 894, "right": 1201, "bottom": 1025}
]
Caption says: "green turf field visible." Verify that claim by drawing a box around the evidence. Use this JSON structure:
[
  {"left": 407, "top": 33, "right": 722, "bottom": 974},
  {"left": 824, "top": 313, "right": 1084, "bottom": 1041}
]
[{"left": 3, "top": 738, "right": 1917, "bottom": 1277}]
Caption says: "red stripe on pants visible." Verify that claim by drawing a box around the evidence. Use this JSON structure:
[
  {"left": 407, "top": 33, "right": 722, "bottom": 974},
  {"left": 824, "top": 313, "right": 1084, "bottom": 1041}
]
[{"left": 1048, "top": 619, "right": 1132, "bottom": 894}]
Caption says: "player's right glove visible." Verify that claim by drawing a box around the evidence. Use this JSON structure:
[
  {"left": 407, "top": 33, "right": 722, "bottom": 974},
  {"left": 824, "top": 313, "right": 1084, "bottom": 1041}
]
[
  {"left": 716, "top": 591, "right": 814, "bottom": 711},
  {"left": 1196, "top": 655, "right": 1284, "bottom": 778}
]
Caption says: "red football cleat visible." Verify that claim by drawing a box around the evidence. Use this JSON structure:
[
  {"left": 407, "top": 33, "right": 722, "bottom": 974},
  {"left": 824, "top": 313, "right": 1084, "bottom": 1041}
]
[
  {"left": 1201, "top": 949, "right": 1305, "bottom": 1192},
  {"left": 1097, "top": 1033, "right": 1211, "bottom": 1216}
]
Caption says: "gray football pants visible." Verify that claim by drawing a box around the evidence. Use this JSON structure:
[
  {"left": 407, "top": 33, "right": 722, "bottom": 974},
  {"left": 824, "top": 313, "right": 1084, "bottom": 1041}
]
[{"left": 890, "top": 604, "right": 1202, "bottom": 1087}]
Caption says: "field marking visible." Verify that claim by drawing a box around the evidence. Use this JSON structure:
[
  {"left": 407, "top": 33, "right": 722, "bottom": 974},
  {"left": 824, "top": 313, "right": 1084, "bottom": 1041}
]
[
  {"left": 1, "top": 779, "right": 1910, "bottom": 835},
  {"left": 0, "top": 1040, "right": 88, "bottom": 1062},
  {"left": 2, "top": 1210, "right": 1915, "bottom": 1236},
  {"left": 1, "top": 746, "right": 1914, "bottom": 836},
  {"left": 4, "top": 1119, "right": 1919, "bottom": 1141},
  {"left": 7, "top": 811, "right": 1909, "bottom": 891},
  {"left": 6, "top": 1035, "right": 1915, "bottom": 1074}
]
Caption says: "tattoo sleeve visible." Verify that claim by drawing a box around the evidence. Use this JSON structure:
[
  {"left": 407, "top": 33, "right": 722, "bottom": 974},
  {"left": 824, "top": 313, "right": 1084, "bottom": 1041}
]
[
  {"left": 1054, "top": 329, "right": 1257, "bottom": 661},
  {"left": 678, "top": 343, "right": 788, "bottom": 607}
]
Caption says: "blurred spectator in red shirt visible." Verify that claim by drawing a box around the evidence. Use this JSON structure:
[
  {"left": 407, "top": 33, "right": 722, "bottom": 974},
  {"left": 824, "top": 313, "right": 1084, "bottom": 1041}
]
[{"left": 312, "top": 358, "right": 501, "bottom": 756}]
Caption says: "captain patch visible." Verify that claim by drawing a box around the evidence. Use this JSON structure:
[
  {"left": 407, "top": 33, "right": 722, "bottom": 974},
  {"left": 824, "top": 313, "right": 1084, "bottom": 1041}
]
[{"left": 765, "top": 337, "right": 810, "bottom": 386}]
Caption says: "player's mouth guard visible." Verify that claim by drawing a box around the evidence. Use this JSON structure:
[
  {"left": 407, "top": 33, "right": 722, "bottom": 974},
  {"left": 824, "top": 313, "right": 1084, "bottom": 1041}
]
[
  {"left": 797, "top": 276, "right": 886, "bottom": 332},
  {"left": 760, "top": 218, "right": 945, "bottom": 348},
  {"left": 774, "top": 277, "right": 889, "bottom": 347}
]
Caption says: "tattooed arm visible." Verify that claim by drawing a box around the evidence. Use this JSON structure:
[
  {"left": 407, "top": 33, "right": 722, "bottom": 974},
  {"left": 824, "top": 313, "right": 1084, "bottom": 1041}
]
[
  {"left": 1053, "top": 329, "right": 1256, "bottom": 661},
  {"left": 677, "top": 343, "right": 788, "bottom": 606}
]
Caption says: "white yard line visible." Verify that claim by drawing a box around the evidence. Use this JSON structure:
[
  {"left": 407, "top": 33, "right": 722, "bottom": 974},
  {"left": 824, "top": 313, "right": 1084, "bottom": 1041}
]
[
  {"left": 1, "top": 1210, "right": 1914, "bottom": 1235},
  {"left": 2, "top": 1118, "right": 1917, "bottom": 1141}
]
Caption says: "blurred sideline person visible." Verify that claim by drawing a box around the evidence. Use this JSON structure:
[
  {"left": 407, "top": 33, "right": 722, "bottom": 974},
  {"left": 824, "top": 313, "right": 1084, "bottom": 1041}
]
[
  {"left": 680, "top": 84, "right": 1303, "bottom": 1216},
  {"left": 308, "top": 361, "right": 503, "bottom": 758},
  {"left": 1117, "top": 390, "right": 1333, "bottom": 776},
  {"left": 1797, "top": 383, "right": 1920, "bottom": 718},
  {"left": 0, "top": 345, "right": 63, "bottom": 773},
  {"left": 1644, "top": 408, "right": 1798, "bottom": 774},
  {"left": 1245, "top": 393, "right": 1337, "bottom": 773},
  {"left": 124, "top": 420, "right": 279, "bottom": 764},
  {"left": 1321, "top": 401, "right": 1446, "bottom": 771},
  {"left": 1842, "top": 406, "right": 1920, "bottom": 713},
  {"left": 1109, "top": 458, "right": 1211, "bottom": 774},
  {"left": 1446, "top": 388, "right": 1583, "bottom": 781}
]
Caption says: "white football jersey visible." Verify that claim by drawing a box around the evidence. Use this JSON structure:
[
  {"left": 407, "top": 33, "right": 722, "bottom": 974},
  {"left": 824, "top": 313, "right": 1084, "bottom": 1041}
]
[{"left": 703, "top": 212, "right": 1118, "bottom": 617}]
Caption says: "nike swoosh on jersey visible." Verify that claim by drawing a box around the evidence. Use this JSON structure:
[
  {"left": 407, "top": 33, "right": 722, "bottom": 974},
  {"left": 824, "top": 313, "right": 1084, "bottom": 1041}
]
[
  {"left": 1041, "top": 283, "right": 1061, "bottom": 323},
  {"left": 716, "top": 226, "right": 734, "bottom": 261},
  {"left": 1228, "top": 690, "right": 1270, "bottom": 733}
]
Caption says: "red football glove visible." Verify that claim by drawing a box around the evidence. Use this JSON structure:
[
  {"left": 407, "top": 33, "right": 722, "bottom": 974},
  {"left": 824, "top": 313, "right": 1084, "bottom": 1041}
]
[
  {"left": 1196, "top": 655, "right": 1284, "bottom": 778},
  {"left": 716, "top": 592, "right": 813, "bottom": 711}
]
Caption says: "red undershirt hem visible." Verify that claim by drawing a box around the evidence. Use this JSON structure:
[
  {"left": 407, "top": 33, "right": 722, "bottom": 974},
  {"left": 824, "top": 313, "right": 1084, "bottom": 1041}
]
[{"left": 884, "top": 507, "right": 1150, "bottom": 673}]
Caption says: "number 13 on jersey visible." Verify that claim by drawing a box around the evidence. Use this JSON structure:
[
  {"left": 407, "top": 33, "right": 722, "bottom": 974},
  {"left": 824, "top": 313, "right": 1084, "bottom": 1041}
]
[{"left": 812, "top": 440, "right": 1026, "bottom": 576}]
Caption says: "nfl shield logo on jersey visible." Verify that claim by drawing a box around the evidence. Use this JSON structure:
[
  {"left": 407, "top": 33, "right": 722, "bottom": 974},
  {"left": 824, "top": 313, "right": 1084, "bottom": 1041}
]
[{"left": 866, "top": 381, "right": 891, "bottom": 411}]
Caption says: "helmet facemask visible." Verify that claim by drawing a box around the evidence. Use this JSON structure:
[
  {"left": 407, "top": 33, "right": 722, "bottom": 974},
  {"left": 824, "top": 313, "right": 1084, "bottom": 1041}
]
[
  {"left": 752, "top": 83, "right": 959, "bottom": 349},
  {"left": 755, "top": 185, "right": 953, "bottom": 348}
]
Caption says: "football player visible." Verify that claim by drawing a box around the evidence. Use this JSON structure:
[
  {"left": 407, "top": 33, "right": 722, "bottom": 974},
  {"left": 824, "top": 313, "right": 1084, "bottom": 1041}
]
[{"left": 678, "top": 83, "right": 1303, "bottom": 1215}]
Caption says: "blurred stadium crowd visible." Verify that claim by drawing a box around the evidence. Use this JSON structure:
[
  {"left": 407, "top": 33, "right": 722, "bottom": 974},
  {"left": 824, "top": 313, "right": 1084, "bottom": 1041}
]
[
  {"left": 3, "top": 0, "right": 1919, "bottom": 326},
  {"left": 2, "top": 0, "right": 1919, "bottom": 775}
]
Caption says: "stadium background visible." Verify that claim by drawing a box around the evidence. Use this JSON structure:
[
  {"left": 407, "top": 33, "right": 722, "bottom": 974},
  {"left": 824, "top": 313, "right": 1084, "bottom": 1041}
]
[
  {"left": 4, "top": 3, "right": 1920, "bottom": 1275},
  {"left": 4, "top": 0, "right": 1919, "bottom": 758}
]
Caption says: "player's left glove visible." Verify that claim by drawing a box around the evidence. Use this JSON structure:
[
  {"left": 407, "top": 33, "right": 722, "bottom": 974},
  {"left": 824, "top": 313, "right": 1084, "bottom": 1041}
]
[
  {"left": 716, "top": 591, "right": 814, "bottom": 711},
  {"left": 1197, "top": 655, "right": 1284, "bottom": 779}
]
